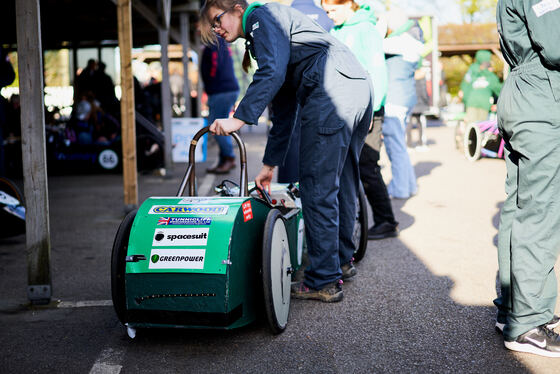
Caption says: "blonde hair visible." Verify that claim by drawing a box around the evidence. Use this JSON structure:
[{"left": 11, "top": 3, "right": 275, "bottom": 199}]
[
  {"left": 199, "top": 0, "right": 249, "bottom": 45},
  {"left": 321, "top": 0, "right": 359, "bottom": 12},
  {"left": 200, "top": 0, "right": 256, "bottom": 73}
]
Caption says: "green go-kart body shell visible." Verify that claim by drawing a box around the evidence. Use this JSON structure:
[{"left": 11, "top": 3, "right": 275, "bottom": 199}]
[{"left": 124, "top": 189, "right": 304, "bottom": 330}]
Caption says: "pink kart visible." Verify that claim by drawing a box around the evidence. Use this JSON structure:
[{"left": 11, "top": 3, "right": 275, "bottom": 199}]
[{"left": 464, "top": 119, "right": 505, "bottom": 162}]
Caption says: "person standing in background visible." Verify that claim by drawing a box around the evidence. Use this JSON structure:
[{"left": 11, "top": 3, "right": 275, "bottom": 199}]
[
  {"left": 74, "top": 59, "right": 97, "bottom": 102},
  {"left": 292, "top": 0, "right": 333, "bottom": 31},
  {"left": 463, "top": 61, "right": 502, "bottom": 125},
  {"left": 322, "top": 0, "right": 399, "bottom": 241},
  {"left": 459, "top": 49, "right": 492, "bottom": 110},
  {"left": 201, "top": 36, "right": 240, "bottom": 174},
  {"left": 494, "top": 0, "right": 560, "bottom": 357},
  {"left": 93, "top": 62, "right": 119, "bottom": 117},
  {"left": 378, "top": 8, "right": 423, "bottom": 200}
]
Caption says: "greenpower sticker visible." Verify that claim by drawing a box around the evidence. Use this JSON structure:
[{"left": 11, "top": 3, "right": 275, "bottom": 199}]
[
  {"left": 149, "top": 248, "right": 206, "bottom": 269},
  {"left": 148, "top": 205, "right": 229, "bottom": 215}
]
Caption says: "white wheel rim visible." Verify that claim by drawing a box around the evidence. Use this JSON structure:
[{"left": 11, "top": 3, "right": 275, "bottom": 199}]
[{"left": 270, "top": 218, "right": 291, "bottom": 328}]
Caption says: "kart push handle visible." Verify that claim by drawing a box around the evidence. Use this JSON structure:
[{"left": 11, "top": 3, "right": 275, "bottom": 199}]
[{"left": 177, "top": 126, "right": 248, "bottom": 197}]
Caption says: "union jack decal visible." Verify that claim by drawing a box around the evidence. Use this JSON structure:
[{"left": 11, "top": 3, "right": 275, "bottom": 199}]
[{"left": 157, "top": 217, "right": 171, "bottom": 225}]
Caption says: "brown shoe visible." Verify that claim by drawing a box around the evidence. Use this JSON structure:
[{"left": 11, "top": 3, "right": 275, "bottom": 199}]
[
  {"left": 209, "top": 156, "right": 236, "bottom": 174},
  {"left": 206, "top": 161, "right": 222, "bottom": 173},
  {"left": 290, "top": 280, "right": 343, "bottom": 302}
]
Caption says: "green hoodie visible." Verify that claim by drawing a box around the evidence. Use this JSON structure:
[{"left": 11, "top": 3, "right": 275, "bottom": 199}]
[
  {"left": 330, "top": 5, "right": 387, "bottom": 111},
  {"left": 460, "top": 50, "right": 492, "bottom": 106}
]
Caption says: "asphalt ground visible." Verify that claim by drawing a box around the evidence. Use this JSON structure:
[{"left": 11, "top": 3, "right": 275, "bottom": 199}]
[{"left": 1, "top": 121, "right": 560, "bottom": 373}]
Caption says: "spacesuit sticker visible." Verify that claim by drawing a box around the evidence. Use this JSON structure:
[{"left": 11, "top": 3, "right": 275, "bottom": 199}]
[
  {"left": 152, "top": 228, "right": 209, "bottom": 246},
  {"left": 242, "top": 201, "right": 253, "bottom": 222},
  {"left": 532, "top": 0, "right": 560, "bottom": 17}
]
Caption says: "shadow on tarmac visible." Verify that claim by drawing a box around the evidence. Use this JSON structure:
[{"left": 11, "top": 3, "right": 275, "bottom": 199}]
[{"left": 0, "top": 133, "right": 537, "bottom": 374}]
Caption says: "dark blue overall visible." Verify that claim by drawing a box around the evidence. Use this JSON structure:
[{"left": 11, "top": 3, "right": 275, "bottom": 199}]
[{"left": 233, "top": 3, "right": 373, "bottom": 289}]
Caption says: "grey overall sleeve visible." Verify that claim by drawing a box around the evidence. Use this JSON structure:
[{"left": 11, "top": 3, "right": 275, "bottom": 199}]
[
  {"left": 523, "top": 0, "right": 560, "bottom": 67},
  {"left": 233, "top": 10, "right": 291, "bottom": 125}
]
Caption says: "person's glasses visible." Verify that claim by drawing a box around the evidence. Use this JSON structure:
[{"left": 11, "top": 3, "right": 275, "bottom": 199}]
[{"left": 211, "top": 8, "right": 230, "bottom": 30}]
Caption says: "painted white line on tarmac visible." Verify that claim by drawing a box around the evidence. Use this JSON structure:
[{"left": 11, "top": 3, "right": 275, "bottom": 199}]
[
  {"left": 198, "top": 173, "right": 216, "bottom": 196},
  {"left": 89, "top": 348, "right": 124, "bottom": 374},
  {"left": 58, "top": 300, "right": 113, "bottom": 308}
]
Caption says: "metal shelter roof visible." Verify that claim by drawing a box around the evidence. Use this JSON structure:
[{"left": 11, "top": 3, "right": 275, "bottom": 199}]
[{"left": 1, "top": 0, "right": 201, "bottom": 49}]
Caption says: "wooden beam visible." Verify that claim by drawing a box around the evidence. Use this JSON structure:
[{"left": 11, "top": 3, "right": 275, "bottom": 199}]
[
  {"left": 117, "top": 0, "right": 138, "bottom": 209},
  {"left": 180, "top": 12, "right": 192, "bottom": 117},
  {"left": 15, "top": 0, "right": 52, "bottom": 304}
]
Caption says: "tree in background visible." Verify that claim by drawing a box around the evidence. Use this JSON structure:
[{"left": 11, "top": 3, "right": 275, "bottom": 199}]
[{"left": 457, "top": 0, "right": 498, "bottom": 23}]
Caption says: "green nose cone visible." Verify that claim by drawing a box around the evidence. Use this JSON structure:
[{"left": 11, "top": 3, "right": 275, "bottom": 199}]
[{"left": 151, "top": 254, "right": 160, "bottom": 263}]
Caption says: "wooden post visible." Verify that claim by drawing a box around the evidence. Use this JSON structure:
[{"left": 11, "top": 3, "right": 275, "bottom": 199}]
[
  {"left": 159, "top": 28, "right": 173, "bottom": 174},
  {"left": 15, "top": 0, "right": 52, "bottom": 304},
  {"left": 180, "top": 12, "right": 192, "bottom": 118},
  {"left": 117, "top": 0, "right": 138, "bottom": 210}
]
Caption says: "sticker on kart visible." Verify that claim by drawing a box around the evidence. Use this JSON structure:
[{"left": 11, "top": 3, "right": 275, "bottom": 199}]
[
  {"left": 157, "top": 217, "right": 212, "bottom": 226},
  {"left": 149, "top": 248, "right": 206, "bottom": 269},
  {"left": 153, "top": 228, "right": 209, "bottom": 246},
  {"left": 149, "top": 205, "right": 229, "bottom": 215}
]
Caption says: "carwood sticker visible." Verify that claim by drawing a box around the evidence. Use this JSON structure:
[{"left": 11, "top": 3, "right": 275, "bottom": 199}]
[
  {"left": 157, "top": 217, "right": 212, "bottom": 226},
  {"left": 153, "top": 228, "right": 210, "bottom": 246},
  {"left": 149, "top": 248, "right": 206, "bottom": 269},
  {"left": 149, "top": 205, "right": 228, "bottom": 215},
  {"left": 242, "top": 200, "right": 253, "bottom": 222}
]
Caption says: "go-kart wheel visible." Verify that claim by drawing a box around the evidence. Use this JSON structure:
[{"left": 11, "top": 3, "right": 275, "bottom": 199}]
[
  {"left": 0, "top": 177, "right": 25, "bottom": 206},
  {"left": 111, "top": 209, "right": 137, "bottom": 325},
  {"left": 262, "top": 209, "right": 291, "bottom": 334},
  {"left": 352, "top": 183, "right": 368, "bottom": 263},
  {"left": 464, "top": 122, "right": 482, "bottom": 162}
]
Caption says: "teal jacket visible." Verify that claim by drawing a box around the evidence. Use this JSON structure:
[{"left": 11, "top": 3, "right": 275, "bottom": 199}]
[{"left": 330, "top": 5, "right": 387, "bottom": 111}]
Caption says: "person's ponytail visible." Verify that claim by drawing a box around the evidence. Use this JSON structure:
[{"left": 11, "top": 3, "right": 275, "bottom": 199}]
[{"left": 242, "top": 48, "right": 252, "bottom": 73}]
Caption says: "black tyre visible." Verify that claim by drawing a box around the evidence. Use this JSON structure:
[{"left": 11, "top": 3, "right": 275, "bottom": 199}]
[
  {"left": 352, "top": 183, "right": 368, "bottom": 263},
  {"left": 0, "top": 177, "right": 24, "bottom": 205},
  {"left": 111, "top": 209, "right": 137, "bottom": 324},
  {"left": 262, "top": 209, "right": 291, "bottom": 334},
  {"left": 464, "top": 123, "right": 482, "bottom": 162}
]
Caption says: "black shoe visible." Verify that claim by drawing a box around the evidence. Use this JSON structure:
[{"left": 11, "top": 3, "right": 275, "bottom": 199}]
[
  {"left": 341, "top": 262, "right": 356, "bottom": 280},
  {"left": 367, "top": 222, "right": 399, "bottom": 240},
  {"left": 504, "top": 326, "right": 560, "bottom": 357},
  {"left": 496, "top": 315, "right": 560, "bottom": 333}
]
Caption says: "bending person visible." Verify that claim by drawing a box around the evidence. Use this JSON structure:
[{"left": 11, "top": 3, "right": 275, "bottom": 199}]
[{"left": 200, "top": 0, "right": 373, "bottom": 302}]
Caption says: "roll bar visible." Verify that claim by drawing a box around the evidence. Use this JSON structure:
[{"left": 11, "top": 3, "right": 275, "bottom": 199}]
[{"left": 177, "top": 127, "right": 248, "bottom": 197}]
